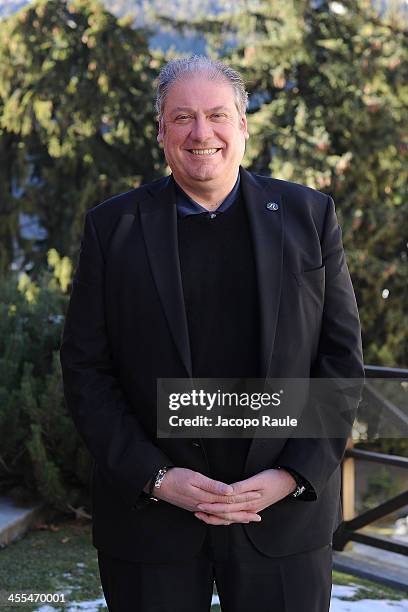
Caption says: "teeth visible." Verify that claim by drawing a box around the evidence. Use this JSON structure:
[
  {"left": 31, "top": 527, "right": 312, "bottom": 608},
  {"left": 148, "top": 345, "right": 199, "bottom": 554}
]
[{"left": 190, "top": 148, "right": 219, "bottom": 155}]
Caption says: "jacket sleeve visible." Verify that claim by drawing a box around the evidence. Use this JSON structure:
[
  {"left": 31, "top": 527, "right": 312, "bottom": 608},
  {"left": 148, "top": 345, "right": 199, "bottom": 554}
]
[
  {"left": 274, "top": 195, "right": 364, "bottom": 500},
  {"left": 60, "top": 211, "right": 174, "bottom": 510}
]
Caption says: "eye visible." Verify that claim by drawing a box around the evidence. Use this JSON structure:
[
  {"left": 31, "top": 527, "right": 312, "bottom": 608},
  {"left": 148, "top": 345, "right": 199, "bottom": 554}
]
[
  {"left": 211, "top": 113, "right": 227, "bottom": 120},
  {"left": 175, "top": 115, "right": 192, "bottom": 122}
]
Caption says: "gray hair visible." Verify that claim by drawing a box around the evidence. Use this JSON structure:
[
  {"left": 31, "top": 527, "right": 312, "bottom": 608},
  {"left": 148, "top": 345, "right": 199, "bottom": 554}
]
[{"left": 155, "top": 56, "right": 249, "bottom": 120}]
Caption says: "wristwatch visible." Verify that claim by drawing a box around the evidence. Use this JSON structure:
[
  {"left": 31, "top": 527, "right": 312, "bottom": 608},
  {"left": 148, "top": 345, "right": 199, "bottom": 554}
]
[
  {"left": 148, "top": 466, "right": 174, "bottom": 502},
  {"left": 275, "top": 465, "right": 307, "bottom": 498}
]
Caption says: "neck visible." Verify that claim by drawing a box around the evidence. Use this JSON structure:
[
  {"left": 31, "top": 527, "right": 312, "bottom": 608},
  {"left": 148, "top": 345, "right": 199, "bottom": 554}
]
[{"left": 174, "top": 172, "right": 239, "bottom": 211}]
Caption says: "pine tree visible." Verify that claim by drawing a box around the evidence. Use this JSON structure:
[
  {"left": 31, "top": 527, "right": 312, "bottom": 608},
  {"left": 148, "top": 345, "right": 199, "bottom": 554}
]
[
  {"left": 164, "top": 0, "right": 408, "bottom": 367},
  {"left": 0, "top": 0, "right": 163, "bottom": 273},
  {"left": 0, "top": 252, "right": 92, "bottom": 512}
]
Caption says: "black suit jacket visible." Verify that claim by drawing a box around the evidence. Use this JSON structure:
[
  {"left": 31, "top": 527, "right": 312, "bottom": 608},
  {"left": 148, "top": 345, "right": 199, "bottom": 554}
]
[{"left": 60, "top": 166, "right": 364, "bottom": 562}]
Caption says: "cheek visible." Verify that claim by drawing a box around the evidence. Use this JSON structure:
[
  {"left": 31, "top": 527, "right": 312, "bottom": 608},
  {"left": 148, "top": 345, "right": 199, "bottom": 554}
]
[
  {"left": 164, "top": 135, "right": 185, "bottom": 154},
  {"left": 163, "top": 138, "right": 178, "bottom": 157},
  {"left": 221, "top": 128, "right": 244, "bottom": 148},
  {"left": 226, "top": 136, "right": 244, "bottom": 155},
  {"left": 167, "top": 125, "right": 189, "bottom": 140}
]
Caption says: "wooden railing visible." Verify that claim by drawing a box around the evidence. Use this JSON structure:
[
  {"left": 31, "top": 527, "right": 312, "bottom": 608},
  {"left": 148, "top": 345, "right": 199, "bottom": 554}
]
[{"left": 333, "top": 366, "right": 408, "bottom": 555}]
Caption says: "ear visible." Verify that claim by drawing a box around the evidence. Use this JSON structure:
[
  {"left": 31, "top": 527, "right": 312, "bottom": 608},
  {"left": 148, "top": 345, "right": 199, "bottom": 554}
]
[
  {"left": 157, "top": 119, "right": 165, "bottom": 143},
  {"left": 241, "top": 114, "right": 249, "bottom": 140}
]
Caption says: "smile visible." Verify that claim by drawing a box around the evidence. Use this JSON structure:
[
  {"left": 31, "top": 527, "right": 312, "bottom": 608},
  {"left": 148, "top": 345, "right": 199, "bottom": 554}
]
[{"left": 188, "top": 148, "right": 221, "bottom": 155}]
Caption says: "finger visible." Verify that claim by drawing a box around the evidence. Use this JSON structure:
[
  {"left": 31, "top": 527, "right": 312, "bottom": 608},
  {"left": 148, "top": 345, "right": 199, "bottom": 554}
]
[
  {"left": 194, "top": 512, "right": 232, "bottom": 526},
  {"left": 222, "top": 491, "right": 262, "bottom": 505},
  {"left": 219, "top": 512, "right": 262, "bottom": 523},
  {"left": 191, "top": 490, "right": 237, "bottom": 505},
  {"left": 229, "top": 477, "right": 260, "bottom": 495},
  {"left": 193, "top": 490, "right": 261, "bottom": 506},
  {"left": 195, "top": 511, "right": 261, "bottom": 524},
  {"left": 193, "top": 490, "right": 261, "bottom": 507},
  {"left": 196, "top": 499, "right": 261, "bottom": 513},
  {"left": 192, "top": 475, "right": 234, "bottom": 496}
]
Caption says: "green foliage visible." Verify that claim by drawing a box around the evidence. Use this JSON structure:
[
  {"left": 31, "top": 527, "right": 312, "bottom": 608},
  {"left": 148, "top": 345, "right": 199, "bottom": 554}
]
[
  {"left": 360, "top": 466, "right": 400, "bottom": 512},
  {"left": 1, "top": 0, "right": 405, "bottom": 367},
  {"left": 0, "top": 0, "right": 406, "bottom": 512},
  {"left": 164, "top": 0, "right": 408, "bottom": 367},
  {"left": 0, "top": 252, "right": 92, "bottom": 513},
  {"left": 356, "top": 437, "right": 408, "bottom": 457},
  {"left": 0, "top": 0, "right": 164, "bottom": 273}
]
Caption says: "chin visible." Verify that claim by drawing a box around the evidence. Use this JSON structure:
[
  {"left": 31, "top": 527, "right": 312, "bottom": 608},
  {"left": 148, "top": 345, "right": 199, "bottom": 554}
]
[{"left": 187, "top": 168, "right": 222, "bottom": 182}]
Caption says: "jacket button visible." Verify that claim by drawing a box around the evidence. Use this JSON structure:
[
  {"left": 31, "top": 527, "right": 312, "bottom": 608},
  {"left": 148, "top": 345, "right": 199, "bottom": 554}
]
[{"left": 192, "top": 440, "right": 201, "bottom": 447}]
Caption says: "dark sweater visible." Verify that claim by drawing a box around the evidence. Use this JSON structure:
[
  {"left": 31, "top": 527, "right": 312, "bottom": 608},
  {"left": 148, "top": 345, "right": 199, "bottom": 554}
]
[{"left": 177, "top": 191, "right": 260, "bottom": 483}]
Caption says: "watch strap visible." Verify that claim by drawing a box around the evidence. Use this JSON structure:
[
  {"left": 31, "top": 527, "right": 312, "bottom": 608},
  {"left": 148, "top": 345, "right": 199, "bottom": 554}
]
[{"left": 149, "top": 466, "right": 174, "bottom": 502}]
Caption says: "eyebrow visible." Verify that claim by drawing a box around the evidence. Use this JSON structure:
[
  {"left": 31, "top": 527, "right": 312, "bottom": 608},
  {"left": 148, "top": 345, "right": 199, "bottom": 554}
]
[{"left": 170, "top": 105, "right": 231, "bottom": 115}]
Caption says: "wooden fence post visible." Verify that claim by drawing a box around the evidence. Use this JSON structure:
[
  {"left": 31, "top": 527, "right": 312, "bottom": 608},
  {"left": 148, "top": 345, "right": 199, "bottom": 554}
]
[{"left": 342, "top": 438, "right": 355, "bottom": 520}]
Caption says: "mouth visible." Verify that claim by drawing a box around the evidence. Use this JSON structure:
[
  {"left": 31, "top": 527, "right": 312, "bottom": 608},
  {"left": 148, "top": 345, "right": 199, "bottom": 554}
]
[{"left": 187, "top": 148, "right": 222, "bottom": 156}]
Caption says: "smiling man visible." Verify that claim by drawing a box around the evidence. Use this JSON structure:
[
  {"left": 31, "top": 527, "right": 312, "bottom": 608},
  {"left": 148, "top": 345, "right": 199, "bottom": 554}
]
[
  {"left": 157, "top": 73, "right": 248, "bottom": 206},
  {"left": 60, "top": 56, "right": 363, "bottom": 612}
]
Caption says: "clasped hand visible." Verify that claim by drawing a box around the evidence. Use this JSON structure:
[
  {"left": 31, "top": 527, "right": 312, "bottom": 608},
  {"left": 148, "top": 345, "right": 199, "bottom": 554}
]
[{"left": 153, "top": 467, "right": 296, "bottom": 525}]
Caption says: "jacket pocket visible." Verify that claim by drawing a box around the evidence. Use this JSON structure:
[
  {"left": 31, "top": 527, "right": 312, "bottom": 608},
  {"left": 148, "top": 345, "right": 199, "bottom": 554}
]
[{"left": 293, "top": 265, "right": 325, "bottom": 287}]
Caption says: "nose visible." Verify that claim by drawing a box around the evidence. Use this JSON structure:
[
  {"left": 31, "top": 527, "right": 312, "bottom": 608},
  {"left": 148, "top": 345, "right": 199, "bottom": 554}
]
[{"left": 190, "top": 115, "right": 213, "bottom": 142}]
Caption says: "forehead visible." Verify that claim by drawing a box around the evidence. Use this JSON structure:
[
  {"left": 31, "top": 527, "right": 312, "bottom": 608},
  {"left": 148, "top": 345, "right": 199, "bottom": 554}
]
[{"left": 164, "top": 74, "right": 238, "bottom": 113}]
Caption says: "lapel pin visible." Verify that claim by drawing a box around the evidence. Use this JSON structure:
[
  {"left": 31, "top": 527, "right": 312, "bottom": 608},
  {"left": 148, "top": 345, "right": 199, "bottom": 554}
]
[{"left": 266, "top": 201, "right": 279, "bottom": 211}]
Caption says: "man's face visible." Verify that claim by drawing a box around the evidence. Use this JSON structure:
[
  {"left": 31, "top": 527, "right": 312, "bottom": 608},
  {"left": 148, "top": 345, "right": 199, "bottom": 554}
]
[{"left": 157, "top": 74, "right": 249, "bottom": 192}]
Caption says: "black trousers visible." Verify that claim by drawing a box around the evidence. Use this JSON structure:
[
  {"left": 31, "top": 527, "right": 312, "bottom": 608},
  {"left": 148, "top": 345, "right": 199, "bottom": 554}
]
[{"left": 97, "top": 524, "right": 332, "bottom": 612}]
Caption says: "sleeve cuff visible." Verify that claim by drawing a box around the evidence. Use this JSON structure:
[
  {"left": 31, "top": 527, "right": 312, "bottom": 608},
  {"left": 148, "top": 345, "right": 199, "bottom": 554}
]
[{"left": 274, "top": 465, "right": 316, "bottom": 500}]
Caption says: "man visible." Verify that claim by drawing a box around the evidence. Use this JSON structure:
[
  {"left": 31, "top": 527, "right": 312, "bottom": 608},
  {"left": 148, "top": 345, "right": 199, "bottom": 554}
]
[{"left": 60, "top": 56, "right": 364, "bottom": 611}]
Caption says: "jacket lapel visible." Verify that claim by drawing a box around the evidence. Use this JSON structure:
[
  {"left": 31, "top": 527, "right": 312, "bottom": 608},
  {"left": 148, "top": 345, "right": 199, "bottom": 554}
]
[
  {"left": 240, "top": 167, "right": 286, "bottom": 477},
  {"left": 138, "top": 168, "right": 284, "bottom": 385},
  {"left": 139, "top": 176, "right": 192, "bottom": 377},
  {"left": 240, "top": 167, "right": 284, "bottom": 379}
]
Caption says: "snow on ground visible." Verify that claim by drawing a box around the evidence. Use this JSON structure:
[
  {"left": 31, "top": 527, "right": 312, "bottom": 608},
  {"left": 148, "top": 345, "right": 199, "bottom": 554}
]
[
  {"left": 330, "top": 585, "right": 408, "bottom": 610},
  {"left": 35, "top": 599, "right": 106, "bottom": 612},
  {"left": 34, "top": 588, "right": 408, "bottom": 612},
  {"left": 331, "top": 600, "right": 408, "bottom": 611},
  {"left": 210, "top": 587, "right": 408, "bottom": 611}
]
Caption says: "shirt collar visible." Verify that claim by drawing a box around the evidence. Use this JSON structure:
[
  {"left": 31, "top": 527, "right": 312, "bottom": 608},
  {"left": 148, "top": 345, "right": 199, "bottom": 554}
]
[{"left": 174, "top": 173, "right": 241, "bottom": 218}]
